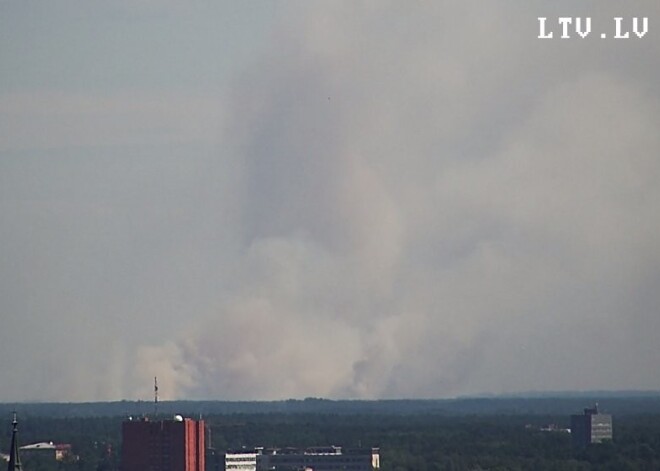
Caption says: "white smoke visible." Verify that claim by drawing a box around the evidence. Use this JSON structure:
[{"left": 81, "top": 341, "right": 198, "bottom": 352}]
[
  {"left": 132, "top": 2, "right": 660, "bottom": 399},
  {"left": 2, "top": 1, "right": 659, "bottom": 401}
]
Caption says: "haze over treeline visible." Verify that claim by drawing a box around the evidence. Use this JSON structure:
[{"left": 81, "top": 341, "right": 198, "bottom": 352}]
[
  {"left": 1, "top": 1, "right": 659, "bottom": 402},
  {"left": 2, "top": 394, "right": 660, "bottom": 419}
]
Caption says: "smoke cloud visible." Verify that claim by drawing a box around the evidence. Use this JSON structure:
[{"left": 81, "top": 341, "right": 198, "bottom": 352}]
[{"left": 1, "top": 1, "right": 659, "bottom": 400}]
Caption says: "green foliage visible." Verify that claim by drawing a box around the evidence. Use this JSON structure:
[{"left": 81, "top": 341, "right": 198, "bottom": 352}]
[
  {"left": 0, "top": 417, "right": 122, "bottom": 471},
  {"left": 1, "top": 408, "right": 660, "bottom": 470}
]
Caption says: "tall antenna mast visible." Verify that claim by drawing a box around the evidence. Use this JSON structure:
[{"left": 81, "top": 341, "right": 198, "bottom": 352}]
[
  {"left": 154, "top": 376, "right": 159, "bottom": 417},
  {"left": 8, "top": 412, "right": 23, "bottom": 470}
]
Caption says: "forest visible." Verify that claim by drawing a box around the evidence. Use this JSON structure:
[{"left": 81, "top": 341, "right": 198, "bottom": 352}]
[{"left": 2, "top": 397, "right": 660, "bottom": 470}]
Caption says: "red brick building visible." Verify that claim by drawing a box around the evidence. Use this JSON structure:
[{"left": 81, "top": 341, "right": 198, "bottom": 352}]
[{"left": 121, "top": 416, "right": 205, "bottom": 471}]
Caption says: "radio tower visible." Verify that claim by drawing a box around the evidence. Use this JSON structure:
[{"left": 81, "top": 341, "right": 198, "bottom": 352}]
[{"left": 154, "top": 376, "right": 159, "bottom": 417}]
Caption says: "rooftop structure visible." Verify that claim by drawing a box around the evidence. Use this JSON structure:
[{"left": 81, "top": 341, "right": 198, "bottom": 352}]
[
  {"left": 121, "top": 415, "right": 205, "bottom": 471},
  {"left": 225, "top": 450, "right": 258, "bottom": 471},
  {"left": 225, "top": 446, "right": 380, "bottom": 471},
  {"left": 570, "top": 404, "right": 613, "bottom": 447},
  {"left": 20, "top": 442, "right": 73, "bottom": 461}
]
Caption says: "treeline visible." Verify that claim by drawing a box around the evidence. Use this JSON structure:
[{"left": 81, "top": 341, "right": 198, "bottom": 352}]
[
  {"left": 2, "top": 413, "right": 660, "bottom": 470},
  {"left": 3, "top": 394, "right": 660, "bottom": 418},
  {"left": 0, "top": 416, "right": 121, "bottom": 471},
  {"left": 206, "top": 413, "right": 660, "bottom": 470}
]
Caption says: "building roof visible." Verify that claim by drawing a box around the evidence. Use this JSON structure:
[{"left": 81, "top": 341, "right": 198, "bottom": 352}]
[{"left": 20, "top": 442, "right": 56, "bottom": 450}]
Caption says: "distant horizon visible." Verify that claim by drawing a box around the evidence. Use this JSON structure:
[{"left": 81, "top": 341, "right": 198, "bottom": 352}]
[{"left": 3, "top": 389, "right": 660, "bottom": 405}]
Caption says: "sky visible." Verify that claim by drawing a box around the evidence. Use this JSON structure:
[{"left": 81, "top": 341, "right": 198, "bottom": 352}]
[{"left": 1, "top": 1, "right": 659, "bottom": 402}]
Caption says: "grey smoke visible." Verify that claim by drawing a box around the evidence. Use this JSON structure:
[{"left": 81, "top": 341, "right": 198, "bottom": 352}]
[{"left": 1, "top": 1, "right": 659, "bottom": 401}]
